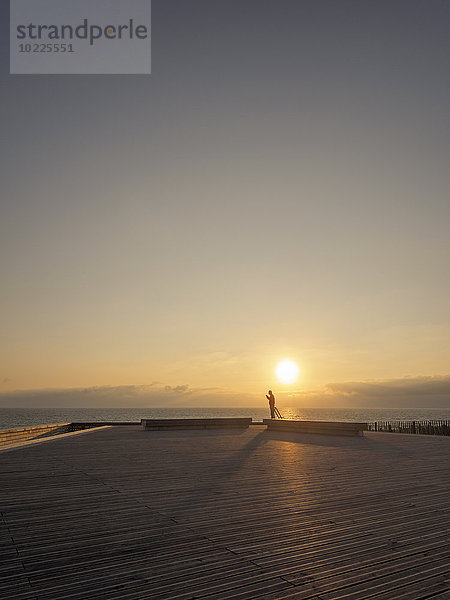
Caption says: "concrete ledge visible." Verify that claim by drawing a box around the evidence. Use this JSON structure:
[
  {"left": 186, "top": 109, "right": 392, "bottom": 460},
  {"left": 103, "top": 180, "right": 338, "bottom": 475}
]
[
  {"left": 263, "top": 419, "right": 367, "bottom": 436},
  {"left": 141, "top": 418, "right": 252, "bottom": 430}
]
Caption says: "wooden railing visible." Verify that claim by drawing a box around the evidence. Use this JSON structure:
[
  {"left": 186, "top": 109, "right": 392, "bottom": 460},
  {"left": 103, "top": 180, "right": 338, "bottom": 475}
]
[
  {"left": 0, "top": 423, "right": 71, "bottom": 447},
  {"left": 0, "top": 421, "right": 138, "bottom": 447}
]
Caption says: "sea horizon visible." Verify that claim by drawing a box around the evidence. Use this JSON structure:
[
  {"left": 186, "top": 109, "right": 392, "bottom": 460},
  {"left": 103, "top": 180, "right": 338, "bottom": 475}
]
[{"left": 1, "top": 406, "right": 450, "bottom": 431}]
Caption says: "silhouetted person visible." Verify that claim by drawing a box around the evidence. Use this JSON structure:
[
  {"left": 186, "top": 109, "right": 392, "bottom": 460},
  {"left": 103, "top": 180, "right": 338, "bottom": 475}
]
[{"left": 266, "top": 390, "right": 276, "bottom": 419}]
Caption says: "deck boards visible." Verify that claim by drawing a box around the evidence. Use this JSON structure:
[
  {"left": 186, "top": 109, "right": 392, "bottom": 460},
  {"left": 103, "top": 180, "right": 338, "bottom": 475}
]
[{"left": 0, "top": 425, "right": 449, "bottom": 599}]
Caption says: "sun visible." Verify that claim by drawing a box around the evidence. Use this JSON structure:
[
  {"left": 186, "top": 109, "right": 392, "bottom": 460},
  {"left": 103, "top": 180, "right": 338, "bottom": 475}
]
[{"left": 275, "top": 359, "right": 300, "bottom": 384}]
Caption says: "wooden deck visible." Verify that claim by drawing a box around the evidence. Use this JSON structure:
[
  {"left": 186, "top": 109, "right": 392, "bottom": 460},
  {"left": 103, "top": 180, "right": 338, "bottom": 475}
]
[{"left": 0, "top": 425, "right": 449, "bottom": 600}]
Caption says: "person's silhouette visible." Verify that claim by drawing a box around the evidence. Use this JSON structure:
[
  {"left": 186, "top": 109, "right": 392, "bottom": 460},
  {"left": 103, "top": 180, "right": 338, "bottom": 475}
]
[{"left": 266, "top": 390, "right": 276, "bottom": 419}]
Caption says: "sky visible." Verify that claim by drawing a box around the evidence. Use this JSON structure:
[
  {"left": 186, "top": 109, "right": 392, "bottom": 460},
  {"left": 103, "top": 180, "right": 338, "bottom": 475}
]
[{"left": 1, "top": 0, "right": 449, "bottom": 407}]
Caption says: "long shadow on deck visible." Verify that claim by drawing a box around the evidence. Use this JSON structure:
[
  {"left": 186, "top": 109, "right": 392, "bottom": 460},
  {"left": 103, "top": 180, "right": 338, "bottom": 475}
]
[
  {"left": 262, "top": 429, "right": 411, "bottom": 455},
  {"left": 151, "top": 430, "right": 269, "bottom": 520},
  {"left": 151, "top": 427, "right": 415, "bottom": 525}
]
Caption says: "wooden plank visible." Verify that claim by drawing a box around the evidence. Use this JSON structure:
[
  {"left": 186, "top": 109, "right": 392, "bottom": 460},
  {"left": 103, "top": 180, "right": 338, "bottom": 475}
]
[{"left": 0, "top": 425, "right": 449, "bottom": 600}]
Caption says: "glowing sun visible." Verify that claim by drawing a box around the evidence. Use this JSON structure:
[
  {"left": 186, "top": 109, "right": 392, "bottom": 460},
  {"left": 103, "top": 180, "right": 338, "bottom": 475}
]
[{"left": 275, "top": 360, "right": 300, "bottom": 384}]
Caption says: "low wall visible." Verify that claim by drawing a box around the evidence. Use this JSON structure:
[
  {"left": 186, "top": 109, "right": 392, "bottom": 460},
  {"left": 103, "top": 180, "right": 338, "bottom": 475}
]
[
  {"left": 264, "top": 419, "right": 367, "bottom": 436},
  {"left": 68, "top": 422, "right": 139, "bottom": 431},
  {"left": 141, "top": 418, "right": 252, "bottom": 430},
  {"left": 0, "top": 423, "right": 71, "bottom": 447}
]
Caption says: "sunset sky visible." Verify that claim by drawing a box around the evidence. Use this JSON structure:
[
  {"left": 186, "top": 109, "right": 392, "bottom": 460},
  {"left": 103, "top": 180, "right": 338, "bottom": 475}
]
[{"left": 1, "top": 1, "right": 449, "bottom": 406}]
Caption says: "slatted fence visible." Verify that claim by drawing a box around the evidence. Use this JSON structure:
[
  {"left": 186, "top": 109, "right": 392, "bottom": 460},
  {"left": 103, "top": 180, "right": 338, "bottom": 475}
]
[{"left": 367, "top": 420, "right": 450, "bottom": 435}]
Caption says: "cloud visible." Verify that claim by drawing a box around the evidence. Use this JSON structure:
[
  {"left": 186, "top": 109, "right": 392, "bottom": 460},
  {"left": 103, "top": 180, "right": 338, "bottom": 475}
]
[
  {"left": 164, "top": 384, "right": 191, "bottom": 394},
  {"left": 0, "top": 383, "right": 259, "bottom": 408},
  {"left": 280, "top": 375, "right": 450, "bottom": 409},
  {"left": 0, "top": 376, "right": 449, "bottom": 409},
  {"left": 326, "top": 375, "right": 450, "bottom": 397}
]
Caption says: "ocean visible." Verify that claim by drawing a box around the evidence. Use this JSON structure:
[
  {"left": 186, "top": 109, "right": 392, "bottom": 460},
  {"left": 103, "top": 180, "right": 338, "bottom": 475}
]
[{"left": 1, "top": 406, "right": 450, "bottom": 431}]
